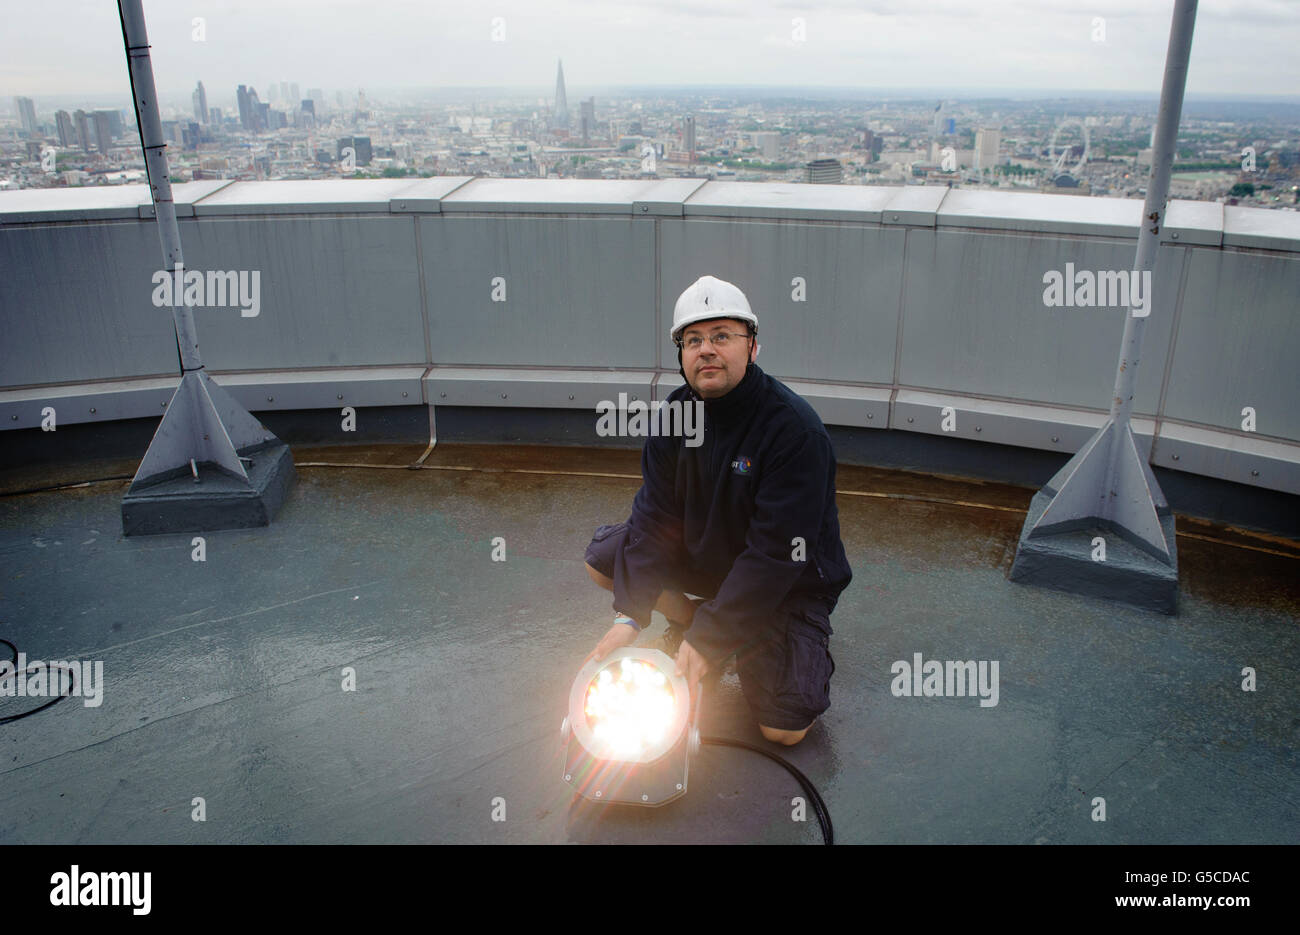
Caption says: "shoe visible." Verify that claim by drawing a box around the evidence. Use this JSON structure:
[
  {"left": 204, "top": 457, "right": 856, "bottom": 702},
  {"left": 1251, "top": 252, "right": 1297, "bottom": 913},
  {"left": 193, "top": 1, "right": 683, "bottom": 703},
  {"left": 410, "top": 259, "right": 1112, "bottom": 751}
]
[
  {"left": 648, "top": 596, "right": 706, "bottom": 657},
  {"left": 669, "top": 596, "right": 708, "bottom": 628},
  {"left": 649, "top": 622, "right": 687, "bottom": 657}
]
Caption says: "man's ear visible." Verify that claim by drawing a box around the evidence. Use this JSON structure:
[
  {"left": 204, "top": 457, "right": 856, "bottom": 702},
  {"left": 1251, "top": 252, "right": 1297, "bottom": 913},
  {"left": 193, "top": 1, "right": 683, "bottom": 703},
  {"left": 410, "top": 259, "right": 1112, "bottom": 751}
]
[{"left": 751, "top": 339, "right": 760, "bottom": 362}]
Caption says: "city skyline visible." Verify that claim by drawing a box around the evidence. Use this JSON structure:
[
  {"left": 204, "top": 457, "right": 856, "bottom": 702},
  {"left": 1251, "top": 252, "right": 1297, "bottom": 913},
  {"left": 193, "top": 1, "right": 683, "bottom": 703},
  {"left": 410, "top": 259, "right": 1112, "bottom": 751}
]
[
  {"left": 5, "top": 1, "right": 1297, "bottom": 208},
  {"left": 3, "top": 0, "right": 1299, "bottom": 101}
]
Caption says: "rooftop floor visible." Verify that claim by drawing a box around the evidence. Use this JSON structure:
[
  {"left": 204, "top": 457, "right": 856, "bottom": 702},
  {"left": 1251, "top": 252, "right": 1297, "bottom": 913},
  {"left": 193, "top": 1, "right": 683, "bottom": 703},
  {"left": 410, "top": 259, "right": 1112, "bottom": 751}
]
[{"left": 1, "top": 442, "right": 1296, "bottom": 844}]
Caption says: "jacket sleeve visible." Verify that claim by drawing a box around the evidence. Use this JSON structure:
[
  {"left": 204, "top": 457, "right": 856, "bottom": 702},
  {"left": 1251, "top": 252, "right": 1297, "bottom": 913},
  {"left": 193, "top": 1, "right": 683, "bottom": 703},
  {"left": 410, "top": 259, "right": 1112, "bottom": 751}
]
[
  {"left": 611, "top": 433, "right": 683, "bottom": 629},
  {"left": 684, "top": 428, "right": 832, "bottom": 663}
]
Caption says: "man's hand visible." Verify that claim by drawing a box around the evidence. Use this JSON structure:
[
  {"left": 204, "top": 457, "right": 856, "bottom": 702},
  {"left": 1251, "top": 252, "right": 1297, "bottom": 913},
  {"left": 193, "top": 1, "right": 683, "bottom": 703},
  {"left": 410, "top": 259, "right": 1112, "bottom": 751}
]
[
  {"left": 583, "top": 620, "right": 639, "bottom": 666},
  {"left": 674, "top": 639, "right": 710, "bottom": 690}
]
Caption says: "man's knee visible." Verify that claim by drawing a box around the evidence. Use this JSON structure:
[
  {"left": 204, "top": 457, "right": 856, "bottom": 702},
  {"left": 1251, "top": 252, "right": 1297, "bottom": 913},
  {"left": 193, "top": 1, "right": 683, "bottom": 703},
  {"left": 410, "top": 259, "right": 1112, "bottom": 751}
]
[
  {"left": 585, "top": 562, "right": 613, "bottom": 591},
  {"left": 759, "top": 723, "right": 810, "bottom": 746}
]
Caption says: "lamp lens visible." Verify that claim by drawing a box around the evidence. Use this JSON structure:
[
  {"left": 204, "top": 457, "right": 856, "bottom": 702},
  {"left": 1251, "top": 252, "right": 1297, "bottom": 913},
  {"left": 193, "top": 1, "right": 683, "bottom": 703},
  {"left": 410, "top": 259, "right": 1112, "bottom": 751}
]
[{"left": 584, "top": 658, "right": 677, "bottom": 757}]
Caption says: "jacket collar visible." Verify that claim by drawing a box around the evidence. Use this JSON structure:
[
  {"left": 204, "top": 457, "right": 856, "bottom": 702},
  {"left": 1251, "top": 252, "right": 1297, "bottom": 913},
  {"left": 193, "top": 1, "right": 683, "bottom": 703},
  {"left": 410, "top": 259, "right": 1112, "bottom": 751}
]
[{"left": 687, "top": 361, "right": 765, "bottom": 423}]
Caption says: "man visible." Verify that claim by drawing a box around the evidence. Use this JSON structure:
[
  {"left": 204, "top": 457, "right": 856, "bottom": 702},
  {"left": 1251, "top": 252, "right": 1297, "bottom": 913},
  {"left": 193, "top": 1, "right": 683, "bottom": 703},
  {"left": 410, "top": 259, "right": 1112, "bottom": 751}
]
[{"left": 583, "top": 274, "right": 852, "bottom": 746}]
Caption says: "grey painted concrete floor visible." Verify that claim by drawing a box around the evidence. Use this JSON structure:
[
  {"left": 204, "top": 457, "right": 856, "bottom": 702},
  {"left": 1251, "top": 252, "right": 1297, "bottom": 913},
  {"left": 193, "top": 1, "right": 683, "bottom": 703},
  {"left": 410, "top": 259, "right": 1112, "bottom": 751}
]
[{"left": 1, "top": 443, "right": 1296, "bottom": 844}]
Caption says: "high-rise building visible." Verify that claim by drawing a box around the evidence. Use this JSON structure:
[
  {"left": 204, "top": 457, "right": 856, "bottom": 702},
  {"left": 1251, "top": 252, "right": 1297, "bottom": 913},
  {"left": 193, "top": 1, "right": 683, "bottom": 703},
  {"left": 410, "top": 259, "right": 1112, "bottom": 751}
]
[
  {"left": 193, "top": 81, "right": 209, "bottom": 123},
  {"left": 237, "top": 85, "right": 264, "bottom": 131},
  {"left": 353, "top": 136, "right": 372, "bottom": 165},
  {"left": 975, "top": 128, "right": 1001, "bottom": 170},
  {"left": 804, "top": 158, "right": 843, "bottom": 184},
  {"left": 580, "top": 98, "right": 595, "bottom": 143},
  {"left": 290, "top": 83, "right": 300, "bottom": 107},
  {"left": 755, "top": 131, "right": 779, "bottom": 161},
  {"left": 96, "top": 109, "right": 124, "bottom": 139},
  {"left": 932, "top": 101, "right": 944, "bottom": 136},
  {"left": 860, "top": 129, "right": 883, "bottom": 163},
  {"left": 55, "top": 110, "right": 77, "bottom": 147},
  {"left": 74, "top": 110, "right": 91, "bottom": 152},
  {"left": 92, "top": 111, "right": 114, "bottom": 153},
  {"left": 683, "top": 115, "right": 696, "bottom": 163},
  {"left": 237, "top": 85, "right": 252, "bottom": 129},
  {"left": 15, "top": 97, "right": 38, "bottom": 135},
  {"left": 553, "top": 60, "right": 569, "bottom": 128},
  {"left": 336, "top": 136, "right": 372, "bottom": 166},
  {"left": 208, "top": 107, "right": 222, "bottom": 126}
]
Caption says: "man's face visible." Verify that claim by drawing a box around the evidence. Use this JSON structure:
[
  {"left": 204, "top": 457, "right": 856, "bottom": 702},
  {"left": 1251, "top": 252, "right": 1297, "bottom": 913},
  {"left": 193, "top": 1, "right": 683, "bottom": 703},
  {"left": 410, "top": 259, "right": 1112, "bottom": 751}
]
[{"left": 681, "top": 317, "right": 756, "bottom": 399}]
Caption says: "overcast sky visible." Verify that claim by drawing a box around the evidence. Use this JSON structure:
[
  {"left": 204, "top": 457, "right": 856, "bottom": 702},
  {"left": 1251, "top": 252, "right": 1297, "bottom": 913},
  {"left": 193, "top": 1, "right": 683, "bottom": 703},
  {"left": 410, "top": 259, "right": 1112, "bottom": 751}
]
[{"left": 4, "top": 0, "right": 1299, "bottom": 108}]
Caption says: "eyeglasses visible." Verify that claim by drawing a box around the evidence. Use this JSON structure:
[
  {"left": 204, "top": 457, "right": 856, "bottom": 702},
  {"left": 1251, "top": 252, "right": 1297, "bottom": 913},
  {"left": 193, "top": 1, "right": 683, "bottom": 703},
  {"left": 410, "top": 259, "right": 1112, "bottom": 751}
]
[{"left": 677, "top": 331, "right": 751, "bottom": 351}]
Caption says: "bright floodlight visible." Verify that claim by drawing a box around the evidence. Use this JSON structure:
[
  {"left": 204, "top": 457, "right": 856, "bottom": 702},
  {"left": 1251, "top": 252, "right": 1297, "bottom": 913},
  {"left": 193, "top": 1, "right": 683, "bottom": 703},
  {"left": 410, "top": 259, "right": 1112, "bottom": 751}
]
[
  {"left": 586, "top": 658, "right": 676, "bottom": 757},
  {"left": 561, "top": 648, "right": 700, "bottom": 806}
]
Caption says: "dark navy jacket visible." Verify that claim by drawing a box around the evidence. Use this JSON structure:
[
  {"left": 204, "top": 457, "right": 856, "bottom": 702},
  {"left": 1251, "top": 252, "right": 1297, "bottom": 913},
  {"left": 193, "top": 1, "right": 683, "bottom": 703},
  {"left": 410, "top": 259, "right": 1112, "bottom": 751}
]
[{"left": 611, "top": 362, "right": 852, "bottom": 664}]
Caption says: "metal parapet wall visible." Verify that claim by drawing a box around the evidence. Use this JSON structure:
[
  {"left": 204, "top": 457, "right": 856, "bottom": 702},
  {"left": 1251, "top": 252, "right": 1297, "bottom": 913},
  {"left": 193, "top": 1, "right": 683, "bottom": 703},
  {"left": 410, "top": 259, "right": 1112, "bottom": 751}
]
[{"left": 1, "top": 179, "right": 1297, "bottom": 498}]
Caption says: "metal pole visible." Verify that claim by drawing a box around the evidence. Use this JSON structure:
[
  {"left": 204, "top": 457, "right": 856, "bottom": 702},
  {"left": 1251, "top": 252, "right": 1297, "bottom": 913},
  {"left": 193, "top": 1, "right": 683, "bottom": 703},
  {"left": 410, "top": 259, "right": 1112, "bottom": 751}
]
[
  {"left": 1102, "top": 0, "right": 1197, "bottom": 496},
  {"left": 116, "top": 0, "right": 291, "bottom": 532},
  {"left": 118, "top": 0, "right": 202, "bottom": 373},
  {"left": 1009, "top": 1, "right": 1198, "bottom": 609}
]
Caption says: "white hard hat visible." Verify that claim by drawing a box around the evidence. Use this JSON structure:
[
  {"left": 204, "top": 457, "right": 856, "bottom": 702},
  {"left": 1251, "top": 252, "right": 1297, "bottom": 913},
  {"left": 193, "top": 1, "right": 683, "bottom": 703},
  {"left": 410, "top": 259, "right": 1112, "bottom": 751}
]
[{"left": 670, "top": 275, "right": 758, "bottom": 342}]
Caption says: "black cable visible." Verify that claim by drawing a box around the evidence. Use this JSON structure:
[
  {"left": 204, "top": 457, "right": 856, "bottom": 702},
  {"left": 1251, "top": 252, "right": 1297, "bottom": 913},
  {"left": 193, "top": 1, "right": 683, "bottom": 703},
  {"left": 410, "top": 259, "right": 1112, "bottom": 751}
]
[
  {"left": 0, "top": 475, "right": 133, "bottom": 497},
  {"left": 701, "top": 735, "right": 833, "bottom": 845},
  {"left": 0, "top": 638, "right": 79, "bottom": 725}
]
